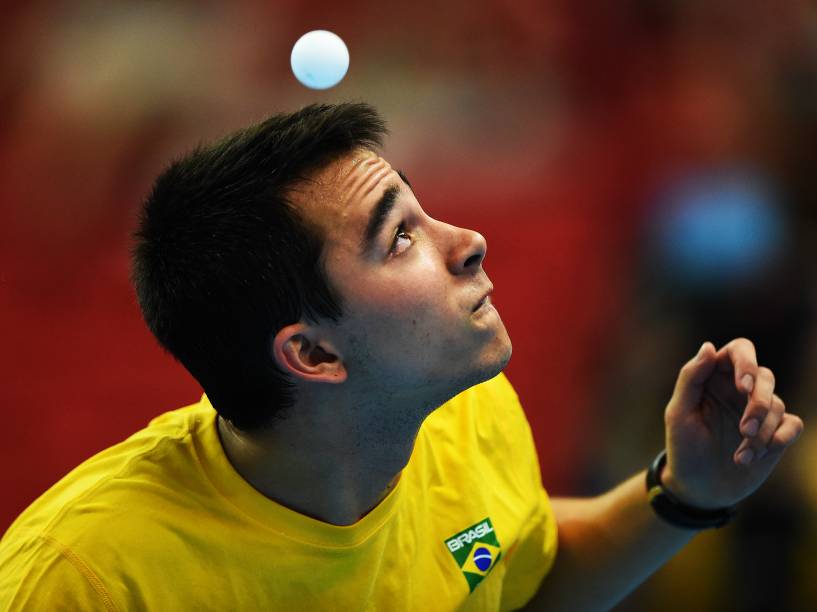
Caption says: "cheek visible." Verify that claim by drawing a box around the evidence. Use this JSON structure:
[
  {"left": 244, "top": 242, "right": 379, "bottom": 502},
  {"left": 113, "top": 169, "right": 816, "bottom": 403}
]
[
  {"left": 348, "top": 255, "right": 450, "bottom": 315},
  {"left": 355, "top": 293, "right": 446, "bottom": 335},
  {"left": 345, "top": 285, "right": 457, "bottom": 351},
  {"left": 332, "top": 253, "right": 466, "bottom": 358}
]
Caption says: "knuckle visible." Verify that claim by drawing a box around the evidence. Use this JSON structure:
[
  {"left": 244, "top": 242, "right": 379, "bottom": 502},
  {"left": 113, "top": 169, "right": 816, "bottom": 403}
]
[
  {"left": 781, "top": 431, "right": 799, "bottom": 446},
  {"left": 758, "top": 366, "right": 775, "bottom": 387},
  {"left": 748, "top": 397, "right": 770, "bottom": 415},
  {"left": 734, "top": 337, "right": 754, "bottom": 352},
  {"left": 765, "top": 414, "right": 778, "bottom": 428}
]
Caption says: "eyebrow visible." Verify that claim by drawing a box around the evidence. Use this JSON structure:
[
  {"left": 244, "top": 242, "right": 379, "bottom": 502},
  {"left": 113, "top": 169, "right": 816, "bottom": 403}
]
[
  {"left": 359, "top": 169, "right": 413, "bottom": 256},
  {"left": 360, "top": 184, "right": 401, "bottom": 256},
  {"left": 397, "top": 169, "right": 412, "bottom": 190}
]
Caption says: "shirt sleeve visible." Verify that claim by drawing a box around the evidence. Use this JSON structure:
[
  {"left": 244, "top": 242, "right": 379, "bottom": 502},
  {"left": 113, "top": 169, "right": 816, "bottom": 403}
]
[{"left": 0, "top": 534, "right": 118, "bottom": 612}]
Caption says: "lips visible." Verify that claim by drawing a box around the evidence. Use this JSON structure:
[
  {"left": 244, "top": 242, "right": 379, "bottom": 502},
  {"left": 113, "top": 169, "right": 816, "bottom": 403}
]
[{"left": 472, "top": 286, "right": 494, "bottom": 312}]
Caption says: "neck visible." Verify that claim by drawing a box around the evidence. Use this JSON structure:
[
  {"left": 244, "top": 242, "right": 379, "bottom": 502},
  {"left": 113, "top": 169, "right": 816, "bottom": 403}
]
[{"left": 216, "top": 393, "right": 428, "bottom": 526}]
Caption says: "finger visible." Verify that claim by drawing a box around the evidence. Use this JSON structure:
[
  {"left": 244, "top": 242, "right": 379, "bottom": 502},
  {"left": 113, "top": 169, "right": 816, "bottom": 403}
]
[
  {"left": 739, "top": 366, "right": 776, "bottom": 439},
  {"left": 734, "top": 401, "right": 800, "bottom": 465},
  {"left": 749, "top": 392, "right": 784, "bottom": 460},
  {"left": 716, "top": 338, "right": 758, "bottom": 394},
  {"left": 766, "top": 413, "right": 805, "bottom": 455},
  {"left": 733, "top": 444, "right": 751, "bottom": 465},
  {"left": 672, "top": 342, "right": 718, "bottom": 413}
]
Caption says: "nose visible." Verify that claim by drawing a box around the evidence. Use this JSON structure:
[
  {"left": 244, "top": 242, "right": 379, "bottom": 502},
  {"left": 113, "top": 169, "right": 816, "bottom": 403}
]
[{"left": 447, "top": 225, "right": 487, "bottom": 275}]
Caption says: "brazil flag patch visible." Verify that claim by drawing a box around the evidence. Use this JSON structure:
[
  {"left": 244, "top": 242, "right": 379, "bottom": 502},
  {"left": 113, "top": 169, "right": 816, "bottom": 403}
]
[{"left": 444, "top": 517, "right": 502, "bottom": 592}]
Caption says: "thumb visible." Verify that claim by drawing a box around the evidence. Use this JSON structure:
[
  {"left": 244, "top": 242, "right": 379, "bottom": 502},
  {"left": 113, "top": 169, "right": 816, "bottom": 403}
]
[{"left": 670, "top": 342, "right": 717, "bottom": 415}]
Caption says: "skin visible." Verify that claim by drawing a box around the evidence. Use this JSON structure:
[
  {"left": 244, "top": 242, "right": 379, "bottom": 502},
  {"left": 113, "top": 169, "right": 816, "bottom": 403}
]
[
  {"left": 218, "top": 149, "right": 512, "bottom": 525},
  {"left": 663, "top": 339, "right": 805, "bottom": 509}
]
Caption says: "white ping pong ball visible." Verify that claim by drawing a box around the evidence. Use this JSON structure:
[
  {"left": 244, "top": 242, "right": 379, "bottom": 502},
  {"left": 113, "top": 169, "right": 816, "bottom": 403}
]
[{"left": 290, "top": 30, "right": 350, "bottom": 90}]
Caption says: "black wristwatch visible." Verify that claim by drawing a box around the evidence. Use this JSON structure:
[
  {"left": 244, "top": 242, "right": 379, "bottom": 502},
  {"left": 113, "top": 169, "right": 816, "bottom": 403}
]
[{"left": 646, "top": 449, "right": 738, "bottom": 530}]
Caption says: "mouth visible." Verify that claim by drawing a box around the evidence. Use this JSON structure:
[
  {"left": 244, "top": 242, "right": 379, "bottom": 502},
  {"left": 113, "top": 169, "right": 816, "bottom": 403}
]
[{"left": 472, "top": 286, "right": 494, "bottom": 312}]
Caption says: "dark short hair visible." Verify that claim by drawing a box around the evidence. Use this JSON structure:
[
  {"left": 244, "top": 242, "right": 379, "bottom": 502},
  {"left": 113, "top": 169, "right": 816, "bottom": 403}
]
[{"left": 132, "top": 103, "right": 387, "bottom": 430}]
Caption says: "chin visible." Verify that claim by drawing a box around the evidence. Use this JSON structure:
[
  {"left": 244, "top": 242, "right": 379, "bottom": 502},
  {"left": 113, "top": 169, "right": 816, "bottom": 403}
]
[
  {"left": 421, "top": 342, "right": 513, "bottom": 412},
  {"left": 470, "top": 335, "right": 513, "bottom": 388},
  {"left": 491, "top": 326, "right": 513, "bottom": 369},
  {"left": 497, "top": 338, "right": 513, "bottom": 370},
  {"left": 489, "top": 338, "right": 513, "bottom": 377}
]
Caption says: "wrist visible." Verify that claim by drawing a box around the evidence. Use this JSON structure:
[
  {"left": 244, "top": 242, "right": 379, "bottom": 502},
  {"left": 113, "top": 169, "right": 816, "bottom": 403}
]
[
  {"left": 659, "top": 463, "right": 707, "bottom": 509},
  {"left": 646, "top": 450, "right": 738, "bottom": 530}
]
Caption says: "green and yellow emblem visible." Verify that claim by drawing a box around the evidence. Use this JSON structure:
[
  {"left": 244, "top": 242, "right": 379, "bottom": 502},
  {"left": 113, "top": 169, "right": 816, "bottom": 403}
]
[{"left": 444, "top": 517, "right": 502, "bottom": 592}]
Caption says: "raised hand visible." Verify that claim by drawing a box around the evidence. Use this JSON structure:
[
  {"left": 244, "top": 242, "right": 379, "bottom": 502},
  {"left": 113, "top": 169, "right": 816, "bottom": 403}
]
[{"left": 661, "top": 339, "right": 804, "bottom": 510}]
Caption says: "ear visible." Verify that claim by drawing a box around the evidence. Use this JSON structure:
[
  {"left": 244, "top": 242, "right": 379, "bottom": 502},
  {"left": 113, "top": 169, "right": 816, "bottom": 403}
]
[{"left": 271, "top": 323, "right": 347, "bottom": 384}]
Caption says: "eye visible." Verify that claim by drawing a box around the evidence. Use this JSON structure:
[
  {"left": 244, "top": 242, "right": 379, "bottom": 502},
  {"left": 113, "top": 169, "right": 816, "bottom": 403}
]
[{"left": 389, "top": 222, "right": 412, "bottom": 255}]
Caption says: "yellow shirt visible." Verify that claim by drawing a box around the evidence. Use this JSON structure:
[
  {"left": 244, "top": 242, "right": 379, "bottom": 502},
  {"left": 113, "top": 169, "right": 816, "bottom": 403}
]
[{"left": 0, "top": 373, "right": 557, "bottom": 611}]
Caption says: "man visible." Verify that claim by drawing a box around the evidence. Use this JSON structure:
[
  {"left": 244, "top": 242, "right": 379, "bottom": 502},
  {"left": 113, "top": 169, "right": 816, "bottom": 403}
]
[{"left": 0, "top": 103, "right": 803, "bottom": 610}]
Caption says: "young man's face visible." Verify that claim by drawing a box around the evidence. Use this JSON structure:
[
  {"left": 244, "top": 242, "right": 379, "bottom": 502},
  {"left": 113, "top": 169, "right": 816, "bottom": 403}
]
[{"left": 295, "top": 150, "right": 512, "bottom": 396}]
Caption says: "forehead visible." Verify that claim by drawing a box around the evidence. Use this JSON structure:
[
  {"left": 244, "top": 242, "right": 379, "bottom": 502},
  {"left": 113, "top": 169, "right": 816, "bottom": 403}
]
[{"left": 294, "top": 149, "right": 402, "bottom": 245}]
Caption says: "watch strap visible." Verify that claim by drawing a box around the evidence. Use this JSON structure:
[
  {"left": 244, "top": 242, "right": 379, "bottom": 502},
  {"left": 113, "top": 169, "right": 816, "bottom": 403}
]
[{"left": 646, "top": 449, "right": 737, "bottom": 529}]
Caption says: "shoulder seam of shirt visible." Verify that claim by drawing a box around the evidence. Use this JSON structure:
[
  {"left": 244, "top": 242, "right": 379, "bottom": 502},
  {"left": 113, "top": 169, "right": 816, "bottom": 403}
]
[
  {"left": 39, "top": 534, "right": 120, "bottom": 612},
  {"left": 38, "top": 426, "right": 185, "bottom": 535}
]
